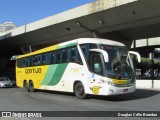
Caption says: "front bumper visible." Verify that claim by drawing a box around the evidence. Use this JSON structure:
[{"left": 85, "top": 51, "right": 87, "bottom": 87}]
[{"left": 107, "top": 85, "right": 135, "bottom": 95}]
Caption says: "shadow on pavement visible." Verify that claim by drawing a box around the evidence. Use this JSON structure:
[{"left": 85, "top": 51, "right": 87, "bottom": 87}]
[
  {"left": 92, "top": 89, "right": 160, "bottom": 102},
  {"left": 34, "top": 89, "right": 160, "bottom": 102},
  {"left": 35, "top": 89, "right": 75, "bottom": 97}
]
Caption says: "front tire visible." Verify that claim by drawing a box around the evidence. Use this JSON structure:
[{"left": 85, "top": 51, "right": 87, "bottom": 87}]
[{"left": 74, "top": 82, "right": 87, "bottom": 99}]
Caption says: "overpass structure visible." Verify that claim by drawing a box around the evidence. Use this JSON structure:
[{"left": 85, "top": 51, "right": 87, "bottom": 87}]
[
  {"left": 1, "top": 0, "right": 160, "bottom": 78},
  {"left": 1, "top": 0, "right": 160, "bottom": 55}
]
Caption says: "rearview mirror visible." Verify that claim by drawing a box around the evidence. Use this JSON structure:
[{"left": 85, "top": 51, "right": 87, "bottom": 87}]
[{"left": 129, "top": 51, "right": 141, "bottom": 63}]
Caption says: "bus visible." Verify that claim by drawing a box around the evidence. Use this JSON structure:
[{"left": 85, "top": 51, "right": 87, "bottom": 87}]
[{"left": 16, "top": 38, "right": 140, "bottom": 99}]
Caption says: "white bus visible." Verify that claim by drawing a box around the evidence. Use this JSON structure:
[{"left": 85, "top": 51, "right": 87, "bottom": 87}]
[{"left": 16, "top": 38, "right": 140, "bottom": 99}]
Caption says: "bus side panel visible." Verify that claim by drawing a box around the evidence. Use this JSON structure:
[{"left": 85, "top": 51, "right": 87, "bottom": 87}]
[
  {"left": 16, "top": 66, "right": 49, "bottom": 89},
  {"left": 39, "top": 63, "right": 89, "bottom": 93},
  {"left": 40, "top": 63, "right": 68, "bottom": 91}
]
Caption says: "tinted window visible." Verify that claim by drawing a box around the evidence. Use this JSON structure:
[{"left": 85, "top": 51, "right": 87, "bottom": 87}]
[
  {"left": 67, "top": 47, "right": 82, "bottom": 64},
  {"left": 17, "top": 45, "right": 83, "bottom": 68},
  {"left": 55, "top": 50, "right": 61, "bottom": 64},
  {"left": 91, "top": 54, "right": 103, "bottom": 75},
  {"left": 61, "top": 49, "right": 67, "bottom": 63},
  {"left": 33, "top": 56, "right": 38, "bottom": 66},
  {"left": 45, "top": 52, "right": 52, "bottom": 64},
  {"left": 80, "top": 44, "right": 97, "bottom": 61}
]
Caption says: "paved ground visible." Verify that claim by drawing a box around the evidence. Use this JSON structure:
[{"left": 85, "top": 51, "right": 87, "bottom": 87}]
[{"left": 0, "top": 87, "right": 159, "bottom": 120}]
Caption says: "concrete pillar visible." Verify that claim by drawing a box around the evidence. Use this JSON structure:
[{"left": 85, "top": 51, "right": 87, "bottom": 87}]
[{"left": 149, "top": 52, "right": 154, "bottom": 88}]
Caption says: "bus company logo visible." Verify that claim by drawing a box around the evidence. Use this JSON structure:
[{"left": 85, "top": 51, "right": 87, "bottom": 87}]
[
  {"left": 25, "top": 68, "right": 42, "bottom": 74},
  {"left": 90, "top": 86, "right": 101, "bottom": 94}
]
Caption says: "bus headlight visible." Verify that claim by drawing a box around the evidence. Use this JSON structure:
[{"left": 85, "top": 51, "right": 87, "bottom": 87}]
[
  {"left": 100, "top": 80, "right": 114, "bottom": 85},
  {"left": 100, "top": 79, "right": 134, "bottom": 87},
  {"left": 100, "top": 80, "right": 124, "bottom": 87}
]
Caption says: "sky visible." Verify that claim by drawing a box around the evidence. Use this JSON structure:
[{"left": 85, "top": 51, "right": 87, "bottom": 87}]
[{"left": 0, "top": 0, "right": 95, "bottom": 26}]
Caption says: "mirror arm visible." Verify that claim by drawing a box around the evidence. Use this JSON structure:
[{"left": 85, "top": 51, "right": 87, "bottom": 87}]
[{"left": 129, "top": 51, "right": 141, "bottom": 63}]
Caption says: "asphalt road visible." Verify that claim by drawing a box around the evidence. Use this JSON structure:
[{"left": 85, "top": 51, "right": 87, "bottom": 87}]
[{"left": 0, "top": 87, "right": 160, "bottom": 120}]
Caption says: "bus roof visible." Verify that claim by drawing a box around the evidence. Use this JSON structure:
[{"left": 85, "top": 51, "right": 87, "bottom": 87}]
[
  {"left": 17, "top": 38, "right": 125, "bottom": 59},
  {"left": 77, "top": 38, "right": 125, "bottom": 46}
]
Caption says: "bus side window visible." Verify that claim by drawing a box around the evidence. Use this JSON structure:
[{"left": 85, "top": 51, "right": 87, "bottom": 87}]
[
  {"left": 71, "top": 47, "right": 76, "bottom": 62},
  {"left": 45, "top": 52, "right": 52, "bottom": 65},
  {"left": 51, "top": 52, "right": 55, "bottom": 64},
  {"left": 25, "top": 58, "right": 27, "bottom": 67},
  {"left": 27, "top": 57, "right": 29, "bottom": 67},
  {"left": 81, "top": 45, "right": 89, "bottom": 61},
  {"left": 40, "top": 54, "right": 42, "bottom": 65},
  {"left": 22, "top": 58, "right": 26, "bottom": 67},
  {"left": 22, "top": 58, "right": 24, "bottom": 67},
  {"left": 28, "top": 57, "right": 30, "bottom": 67},
  {"left": 37, "top": 55, "right": 42, "bottom": 65},
  {"left": 67, "top": 48, "right": 71, "bottom": 62},
  {"left": 54, "top": 51, "right": 57, "bottom": 64},
  {"left": 18, "top": 59, "right": 22, "bottom": 68},
  {"left": 48, "top": 52, "right": 52, "bottom": 64},
  {"left": 29, "top": 57, "right": 33, "bottom": 67},
  {"left": 75, "top": 47, "right": 82, "bottom": 64},
  {"left": 75, "top": 48, "right": 79, "bottom": 61},
  {"left": 67, "top": 47, "right": 76, "bottom": 62},
  {"left": 60, "top": 50, "right": 63, "bottom": 63},
  {"left": 56, "top": 50, "right": 61, "bottom": 64},
  {"left": 21, "top": 59, "right": 23, "bottom": 67},
  {"left": 30, "top": 57, "right": 33, "bottom": 66},
  {"left": 33, "top": 56, "right": 38, "bottom": 66},
  {"left": 61, "top": 49, "right": 67, "bottom": 63},
  {"left": 71, "top": 47, "right": 82, "bottom": 64},
  {"left": 67, "top": 47, "right": 83, "bottom": 64},
  {"left": 17, "top": 59, "right": 19, "bottom": 67},
  {"left": 45, "top": 54, "right": 48, "bottom": 64},
  {"left": 42, "top": 54, "right": 46, "bottom": 65}
]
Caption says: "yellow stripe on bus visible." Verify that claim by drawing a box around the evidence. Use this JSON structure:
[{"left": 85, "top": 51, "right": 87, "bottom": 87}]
[
  {"left": 111, "top": 79, "right": 127, "bottom": 84},
  {"left": 17, "top": 44, "right": 59, "bottom": 58}
]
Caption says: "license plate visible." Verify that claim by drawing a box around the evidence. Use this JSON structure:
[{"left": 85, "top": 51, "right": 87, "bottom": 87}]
[{"left": 123, "top": 89, "right": 128, "bottom": 92}]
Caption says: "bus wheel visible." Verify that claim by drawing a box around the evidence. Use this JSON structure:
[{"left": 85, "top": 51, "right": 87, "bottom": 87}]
[
  {"left": 24, "top": 81, "right": 30, "bottom": 92},
  {"left": 74, "top": 82, "right": 87, "bottom": 99},
  {"left": 29, "top": 81, "right": 35, "bottom": 92}
]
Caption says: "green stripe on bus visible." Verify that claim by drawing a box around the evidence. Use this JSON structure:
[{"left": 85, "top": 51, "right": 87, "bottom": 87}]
[
  {"left": 48, "top": 63, "right": 68, "bottom": 85},
  {"left": 41, "top": 65, "right": 58, "bottom": 85},
  {"left": 57, "top": 43, "right": 77, "bottom": 49},
  {"left": 41, "top": 63, "right": 68, "bottom": 86}
]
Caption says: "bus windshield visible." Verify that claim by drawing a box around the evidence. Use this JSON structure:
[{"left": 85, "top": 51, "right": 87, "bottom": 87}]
[{"left": 101, "top": 45, "right": 135, "bottom": 81}]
